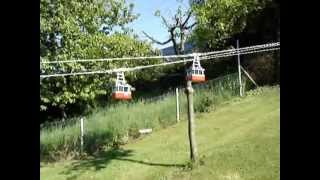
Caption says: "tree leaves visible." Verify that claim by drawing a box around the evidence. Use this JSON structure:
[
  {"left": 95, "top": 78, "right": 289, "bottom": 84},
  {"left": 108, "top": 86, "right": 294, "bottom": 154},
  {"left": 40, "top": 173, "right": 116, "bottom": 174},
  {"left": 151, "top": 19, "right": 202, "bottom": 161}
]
[
  {"left": 40, "top": 0, "right": 162, "bottom": 113},
  {"left": 191, "top": 0, "right": 269, "bottom": 50}
]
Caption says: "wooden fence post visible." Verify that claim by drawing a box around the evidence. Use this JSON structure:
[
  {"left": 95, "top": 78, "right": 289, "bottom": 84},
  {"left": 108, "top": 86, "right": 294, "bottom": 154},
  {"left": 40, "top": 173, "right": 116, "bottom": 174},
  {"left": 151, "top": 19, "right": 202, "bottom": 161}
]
[{"left": 176, "top": 88, "right": 180, "bottom": 123}]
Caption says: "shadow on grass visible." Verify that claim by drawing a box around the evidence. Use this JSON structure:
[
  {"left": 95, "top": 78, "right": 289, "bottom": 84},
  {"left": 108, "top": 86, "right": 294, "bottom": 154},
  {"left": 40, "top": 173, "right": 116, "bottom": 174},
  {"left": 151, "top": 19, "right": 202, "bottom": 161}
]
[
  {"left": 114, "top": 157, "right": 185, "bottom": 168},
  {"left": 61, "top": 148, "right": 133, "bottom": 173},
  {"left": 61, "top": 148, "right": 185, "bottom": 180},
  {"left": 61, "top": 148, "right": 133, "bottom": 180}
]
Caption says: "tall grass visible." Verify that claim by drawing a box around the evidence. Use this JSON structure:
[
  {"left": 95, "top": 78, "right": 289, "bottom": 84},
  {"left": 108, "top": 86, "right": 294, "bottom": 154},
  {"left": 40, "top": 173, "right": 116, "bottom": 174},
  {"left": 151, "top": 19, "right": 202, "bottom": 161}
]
[{"left": 40, "top": 73, "right": 247, "bottom": 162}]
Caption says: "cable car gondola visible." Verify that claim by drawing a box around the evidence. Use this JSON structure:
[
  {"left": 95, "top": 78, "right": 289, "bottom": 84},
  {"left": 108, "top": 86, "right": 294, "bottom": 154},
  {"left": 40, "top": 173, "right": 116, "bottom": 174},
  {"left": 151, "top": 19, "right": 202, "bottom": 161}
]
[
  {"left": 186, "top": 54, "right": 205, "bottom": 83},
  {"left": 112, "top": 72, "right": 133, "bottom": 100}
]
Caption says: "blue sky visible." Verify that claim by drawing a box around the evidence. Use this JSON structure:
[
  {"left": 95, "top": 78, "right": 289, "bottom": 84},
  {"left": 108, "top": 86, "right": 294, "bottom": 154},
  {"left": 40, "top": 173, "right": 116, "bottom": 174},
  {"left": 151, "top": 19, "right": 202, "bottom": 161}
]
[{"left": 126, "top": 0, "right": 192, "bottom": 49}]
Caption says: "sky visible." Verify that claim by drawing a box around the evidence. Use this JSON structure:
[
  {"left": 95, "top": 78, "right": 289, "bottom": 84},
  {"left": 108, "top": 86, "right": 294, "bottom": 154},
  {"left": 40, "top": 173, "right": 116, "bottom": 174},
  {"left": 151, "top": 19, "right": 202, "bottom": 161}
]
[{"left": 126, "top": 0, "right": 192, "bottom": 49}]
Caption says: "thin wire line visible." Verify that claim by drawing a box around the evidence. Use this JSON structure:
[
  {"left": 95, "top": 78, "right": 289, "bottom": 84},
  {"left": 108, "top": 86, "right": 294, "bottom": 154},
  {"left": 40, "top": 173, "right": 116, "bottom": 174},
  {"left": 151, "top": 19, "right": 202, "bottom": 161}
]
[
  {"left": 40, "top": 54, "right": 194, "bottom": 64},
  {"left": 40, "top": 58, "right": 194, "bottom": 78},
  {"left": 40, "top": 46, "right": 279, "bottom": 78},
  {"left": 199, "top": 47, "right": 280, "bottom": 60},
  {"left": 40, "top": 42, "right": 280, "bottom": 64},
  {"left": 199, "top": 42, "right": 279, "bottom": 57}
]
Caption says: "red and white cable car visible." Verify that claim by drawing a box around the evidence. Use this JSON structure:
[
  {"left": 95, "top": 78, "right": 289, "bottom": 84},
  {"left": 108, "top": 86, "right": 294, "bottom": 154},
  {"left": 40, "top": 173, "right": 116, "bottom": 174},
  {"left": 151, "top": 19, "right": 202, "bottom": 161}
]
[
  {"left": 186, "top": 53, "right": 205, "bottom": 83},
  {"left": 112, "top": 72, "right": 133, "bottom": 100}
]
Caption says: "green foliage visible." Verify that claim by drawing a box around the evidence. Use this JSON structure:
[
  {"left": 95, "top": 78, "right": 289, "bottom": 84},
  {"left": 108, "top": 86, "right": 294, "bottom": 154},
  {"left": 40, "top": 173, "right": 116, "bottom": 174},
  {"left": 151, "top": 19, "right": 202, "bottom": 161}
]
[
  {"left": 244, "top": 52, "right": 280, "bottom": 85},
  {"left": 40, "top": 93, "right": 183, "bottom": 161},
  {"left": 191, "top": 0, "right": 271, "bottom": 49},
  {"left": 245, "top": 85, "right": 278, "bottom": 97},
  {"left": 194, "top": 73, "right": 240, "bottom": 113},
  {"left": 40, "top": 0, "right": 162, "bottom": 113},
  {"left": 41, "top": 86, "right": 280, "bottom": 180},
  {"left": 195, "top": 94, "right": 214, "bottom": 113},
  {"left": 40, "top": 73, "right": 241, "bottom": 161}
]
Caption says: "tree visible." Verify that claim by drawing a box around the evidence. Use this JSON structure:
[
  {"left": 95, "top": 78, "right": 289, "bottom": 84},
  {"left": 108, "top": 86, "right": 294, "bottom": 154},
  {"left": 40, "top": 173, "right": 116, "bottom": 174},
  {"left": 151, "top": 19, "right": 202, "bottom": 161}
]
[
  {"left": 142, "top": 2, "right": 199, "bottom": 163},
  {"left": 142, "top": 6, "right": 196, "bottom": 55},
  {"left": 40, "top": 0, "right": 162, "bottom": 120},
  {"left": 191, "top": 0, "right": 272, "bottom": 50}
]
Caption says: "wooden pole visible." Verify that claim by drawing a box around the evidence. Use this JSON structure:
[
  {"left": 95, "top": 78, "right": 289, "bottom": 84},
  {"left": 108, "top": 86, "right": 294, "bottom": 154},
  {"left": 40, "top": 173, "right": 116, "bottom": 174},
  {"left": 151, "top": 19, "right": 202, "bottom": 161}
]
[
  {"left": 80, "top": 117, "right": 84, "bottom": 154},
  {"left": 237, "top": 40, "right": 243, "bottom": 97},
  {"left": 185, "top": 80, "right": 198, "bottom": 162},
  {"left": 176, "top": 88, "right": 180, "bottom": 123}
]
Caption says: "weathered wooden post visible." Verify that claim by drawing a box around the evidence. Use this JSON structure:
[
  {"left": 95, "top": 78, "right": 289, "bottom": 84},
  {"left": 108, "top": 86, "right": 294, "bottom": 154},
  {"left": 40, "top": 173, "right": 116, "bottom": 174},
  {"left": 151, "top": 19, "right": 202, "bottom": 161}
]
[{"left": 185, "top": 79, "right": 198, "bottom": 162}]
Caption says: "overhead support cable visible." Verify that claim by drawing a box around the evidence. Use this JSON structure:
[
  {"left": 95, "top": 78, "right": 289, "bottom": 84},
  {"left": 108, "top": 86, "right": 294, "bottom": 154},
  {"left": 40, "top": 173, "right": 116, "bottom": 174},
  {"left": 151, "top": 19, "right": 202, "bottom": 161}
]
[{"left": 40, "top": 44, "right": 280, "bottom": 79}]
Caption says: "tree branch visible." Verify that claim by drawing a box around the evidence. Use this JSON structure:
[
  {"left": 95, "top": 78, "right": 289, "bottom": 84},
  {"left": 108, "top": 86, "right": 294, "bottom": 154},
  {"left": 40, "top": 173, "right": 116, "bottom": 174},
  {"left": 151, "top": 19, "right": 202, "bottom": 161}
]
[
  {"left": 142, "top": 31, "right": 171, "bottom": 45},
  {"left": 182, "top": 10, "right": 193, "bottom": 27},
  {"left": 160, "top": 15, "right": 171, "bottom": 29},
  {"left": 185, "top": 22, "right": 197, "bottom": 30}
]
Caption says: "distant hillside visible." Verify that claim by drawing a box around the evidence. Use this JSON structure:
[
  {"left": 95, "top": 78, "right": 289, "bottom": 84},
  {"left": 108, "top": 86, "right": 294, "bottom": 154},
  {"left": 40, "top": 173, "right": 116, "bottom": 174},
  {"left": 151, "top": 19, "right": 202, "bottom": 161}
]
[{"left": 160, "top": 42, "right": 194, "bottom": 57}]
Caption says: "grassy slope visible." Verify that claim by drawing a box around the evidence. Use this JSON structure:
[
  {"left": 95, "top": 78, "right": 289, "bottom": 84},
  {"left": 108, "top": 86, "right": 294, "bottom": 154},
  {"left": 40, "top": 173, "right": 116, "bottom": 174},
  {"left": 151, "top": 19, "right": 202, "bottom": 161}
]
[{"left": 41, "top": 87, "right": 279, "bottom": 180}]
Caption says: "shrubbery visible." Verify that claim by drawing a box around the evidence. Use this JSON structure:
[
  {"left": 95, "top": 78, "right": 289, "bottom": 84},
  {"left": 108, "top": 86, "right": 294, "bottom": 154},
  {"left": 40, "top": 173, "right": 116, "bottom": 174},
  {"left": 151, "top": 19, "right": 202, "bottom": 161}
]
[{"left": 40, "top": 73, "right": 243, "bottom": 162}]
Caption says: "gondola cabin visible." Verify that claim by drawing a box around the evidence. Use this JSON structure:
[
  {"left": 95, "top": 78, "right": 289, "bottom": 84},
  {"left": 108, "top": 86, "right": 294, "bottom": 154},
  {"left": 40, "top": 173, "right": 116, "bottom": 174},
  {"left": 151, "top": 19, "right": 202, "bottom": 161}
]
[
  {"left": 186, "top": 68, "right": 205, "bottom": 82},
  {"left": 112, "top": 84, "right": 132, "bottom": 100},
  {"left": 112, "top": 71, "right": 133, "bottom": 100},
  {"left": 186, "top": 54, "right": 206, "bottom": 83}
]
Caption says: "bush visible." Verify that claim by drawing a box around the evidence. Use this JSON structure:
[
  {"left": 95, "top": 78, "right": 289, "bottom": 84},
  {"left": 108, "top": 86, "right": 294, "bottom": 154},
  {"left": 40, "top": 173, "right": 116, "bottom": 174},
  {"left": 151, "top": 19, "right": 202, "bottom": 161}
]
[
  {"left": 244, "top": 52, "right": 279, "bottom": 86},
  {"left": 194, "top": 92, "right": 214, "bottom": 113},
  {"left": 40, "top": 73, "right": 242, "bottom": 162}
]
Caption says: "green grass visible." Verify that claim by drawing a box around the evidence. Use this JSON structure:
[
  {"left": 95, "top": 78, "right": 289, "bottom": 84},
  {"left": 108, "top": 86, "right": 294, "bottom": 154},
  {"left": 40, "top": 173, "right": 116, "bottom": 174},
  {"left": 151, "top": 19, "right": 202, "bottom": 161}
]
[
  {"left": 40, "top": 73, "right": 242, "bottom": 161},
  {"left": 41, "top": 86, "right": 280, "bottom": 180}
]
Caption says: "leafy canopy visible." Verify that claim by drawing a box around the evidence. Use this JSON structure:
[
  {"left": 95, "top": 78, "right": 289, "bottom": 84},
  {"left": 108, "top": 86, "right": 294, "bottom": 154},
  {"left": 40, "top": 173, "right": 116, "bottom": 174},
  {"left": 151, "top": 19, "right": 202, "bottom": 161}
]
[
  {"left": 40, "top": 0, "right": 161, "bottom": 112},
  {"left": 191, "top": 0, "right": 271, "bottom": 49}
]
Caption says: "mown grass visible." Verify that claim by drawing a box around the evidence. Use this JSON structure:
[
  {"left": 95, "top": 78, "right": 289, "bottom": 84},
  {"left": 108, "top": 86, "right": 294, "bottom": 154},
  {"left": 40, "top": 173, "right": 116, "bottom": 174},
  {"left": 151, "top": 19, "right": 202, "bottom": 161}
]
[
  {"left": 40, "top": 73, "right": 245, "bottom": 161},
  {"left": 41, "top": 86, "right": 279, "bottom": 180}
]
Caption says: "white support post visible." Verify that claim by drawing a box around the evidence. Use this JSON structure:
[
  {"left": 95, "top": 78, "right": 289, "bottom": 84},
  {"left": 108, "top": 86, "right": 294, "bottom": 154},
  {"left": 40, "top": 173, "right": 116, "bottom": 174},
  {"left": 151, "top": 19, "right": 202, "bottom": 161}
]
[
  {"left": 240, "top": 65, "right": 259, "bottom": 87},
  {"left": 176, "top": 88, "right": 180, "bottom": 123},
  {"left": 237, "top": 40, "right": 243, "bottom": 97},
  {"left": 80, "top": 117, "right": 84, "bottom": 154}
]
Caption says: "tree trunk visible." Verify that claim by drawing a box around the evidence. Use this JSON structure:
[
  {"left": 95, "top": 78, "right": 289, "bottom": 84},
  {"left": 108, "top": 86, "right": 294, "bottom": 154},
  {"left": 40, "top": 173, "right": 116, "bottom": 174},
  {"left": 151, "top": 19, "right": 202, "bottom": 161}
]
[{"left": 180, "top": 31, "right": 185, "bottom": 55}]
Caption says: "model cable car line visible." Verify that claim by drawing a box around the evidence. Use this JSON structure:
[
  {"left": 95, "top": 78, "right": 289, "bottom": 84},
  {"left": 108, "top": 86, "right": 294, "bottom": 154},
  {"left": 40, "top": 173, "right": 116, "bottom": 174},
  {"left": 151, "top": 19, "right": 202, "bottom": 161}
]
[
  {"left": 113, "top": 54, "right": 206, "bottom": 100},
  {"left": 40, "top": 42, "right": 279, "bottom": 79},
  {"left": 40, "top": 42, "right": 279, "bottom": 64},
  {"left": 39, "top": 43, "right": 280, "bottom": 100}
]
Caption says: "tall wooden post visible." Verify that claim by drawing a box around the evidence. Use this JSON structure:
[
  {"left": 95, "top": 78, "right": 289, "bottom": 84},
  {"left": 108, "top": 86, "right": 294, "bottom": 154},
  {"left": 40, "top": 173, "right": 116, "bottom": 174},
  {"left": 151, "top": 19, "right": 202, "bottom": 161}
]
[
  {"left": 176, "top": 88, "right": 180, "bottom": 123},
  {"left": 237, "top": 40, "right": 243, "bottom": 97},
  {"left": 185, "top": 80, "right": 198, "bottom": 162}
]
